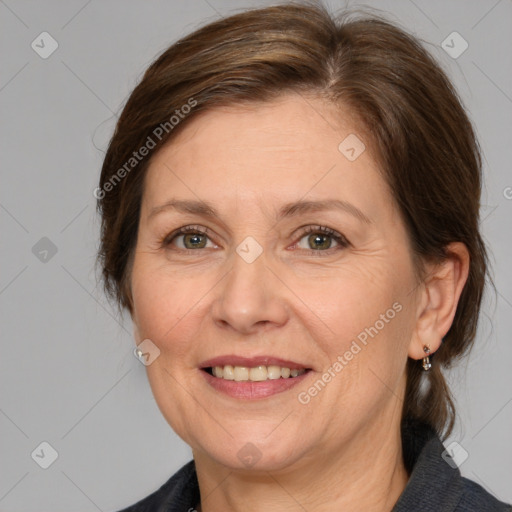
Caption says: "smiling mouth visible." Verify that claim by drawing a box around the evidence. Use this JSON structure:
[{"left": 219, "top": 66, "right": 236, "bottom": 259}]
[{"left": 203, "top": 365, "right": 311, "bottom": 381}]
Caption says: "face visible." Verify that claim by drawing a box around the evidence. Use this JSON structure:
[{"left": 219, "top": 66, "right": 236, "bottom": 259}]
[{"left": 130, "top": 93, "right": 420, "bottom": 472}]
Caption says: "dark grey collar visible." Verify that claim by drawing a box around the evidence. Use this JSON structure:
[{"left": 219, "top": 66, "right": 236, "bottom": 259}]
[{"left": 393, "top": 419, "right": 509, "bottom": 511}]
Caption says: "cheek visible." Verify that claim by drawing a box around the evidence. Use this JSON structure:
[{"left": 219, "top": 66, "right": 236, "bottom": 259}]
[
  {"left": 297, "top": 255, "right": 414, "bottom": 399},
  {"left": 300, "top": 264, "right": 403, "bottom": 345},
  {"left": 130, "top": 259, "right": 205, "bottom": 357},
  {"left": 130, "top": 259, "right": 212, "bottom": 443}
]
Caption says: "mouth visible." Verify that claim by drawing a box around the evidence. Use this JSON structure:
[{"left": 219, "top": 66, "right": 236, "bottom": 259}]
[
  {"left": 202, "top": 365, "right": 310, "bottom": 381},
  {"left": 199, "top": 356, "right": 313, "bottom": 399}
]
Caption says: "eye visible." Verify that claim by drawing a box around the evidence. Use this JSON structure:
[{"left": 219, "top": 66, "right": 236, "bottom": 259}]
[
  {"left": 293, "top": 225, "right": 350, "bottom": 253},
  {"left": 161, "top": 225, "right": 217, "bottom": 251},
  {"left": 160, "top": 224, "right": 350, "bottom": 254}
]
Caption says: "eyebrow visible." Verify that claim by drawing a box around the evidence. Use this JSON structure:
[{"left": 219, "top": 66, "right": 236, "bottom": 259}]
[{"left": 148, "top": 198, "right": 372, "bottom": 225}]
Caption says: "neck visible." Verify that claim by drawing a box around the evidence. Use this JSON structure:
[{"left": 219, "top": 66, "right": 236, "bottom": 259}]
[{"left": 194, "top": 414, "right": 409, "bottom": 512}]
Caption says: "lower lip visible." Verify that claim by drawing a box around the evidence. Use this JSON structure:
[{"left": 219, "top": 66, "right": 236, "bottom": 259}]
[{"left": 201, "top": 369, "right": 311, "bottom": 399}]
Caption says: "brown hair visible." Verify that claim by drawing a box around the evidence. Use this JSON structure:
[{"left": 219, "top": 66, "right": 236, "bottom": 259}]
[{"left": 96, "top": 2, "right": 490, "bottom": 439}]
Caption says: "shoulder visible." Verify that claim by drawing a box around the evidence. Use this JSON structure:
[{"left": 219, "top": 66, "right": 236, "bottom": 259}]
[
  {"left": 393, "top": 419, "right": 511, "bottom": 511},
  {"left": 454, "top": 477, "right": 511, "bottom": 512},
  {"left": 114, "top": 460, "right": 199, "bottom": 512}
]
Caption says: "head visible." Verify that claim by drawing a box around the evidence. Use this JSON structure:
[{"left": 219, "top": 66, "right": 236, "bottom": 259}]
[{"left": 97, "top": 3, "right": 488, "bottom": 471}]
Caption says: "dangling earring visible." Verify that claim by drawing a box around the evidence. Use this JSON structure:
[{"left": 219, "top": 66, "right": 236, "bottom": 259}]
[{"left": 422, "top": 345, "right": 432, "bottom": 371}]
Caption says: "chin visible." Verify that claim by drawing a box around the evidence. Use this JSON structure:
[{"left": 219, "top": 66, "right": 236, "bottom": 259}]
[{"left": 191, "top": 424, "right": 311, "bottom": 473}]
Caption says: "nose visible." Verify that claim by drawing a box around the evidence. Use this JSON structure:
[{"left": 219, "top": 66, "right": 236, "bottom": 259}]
[{"left": 211, "top": 247, "right": 289, "bottom": 335}]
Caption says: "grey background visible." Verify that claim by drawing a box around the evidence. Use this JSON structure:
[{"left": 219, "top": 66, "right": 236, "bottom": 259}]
[{"left": 1, "top": 0, "right": 511, "bottom": 510}]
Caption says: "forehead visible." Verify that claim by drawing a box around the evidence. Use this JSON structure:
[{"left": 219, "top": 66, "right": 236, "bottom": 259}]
[{"left": 142, "top": 93, "right": 390, "bottom": 220}]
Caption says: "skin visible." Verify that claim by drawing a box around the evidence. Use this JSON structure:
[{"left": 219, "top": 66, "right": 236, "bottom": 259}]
[{"left": 130, "top": 92, "right": 469, "bottom": 512}]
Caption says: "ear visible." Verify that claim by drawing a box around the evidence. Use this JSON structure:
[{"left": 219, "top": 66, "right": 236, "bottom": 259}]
[{"left": 408, "top": 242, "right": 470, "bottom": 360}]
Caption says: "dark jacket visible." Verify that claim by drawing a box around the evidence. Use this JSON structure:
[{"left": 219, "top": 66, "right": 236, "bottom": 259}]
[{"left": 116, "top": 420, "right": 511, "bottom": 511}]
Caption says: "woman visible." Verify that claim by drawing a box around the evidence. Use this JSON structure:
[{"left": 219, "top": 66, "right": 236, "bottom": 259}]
[{"left": 96, "top": 3, "right": 511, "bottom": 511}]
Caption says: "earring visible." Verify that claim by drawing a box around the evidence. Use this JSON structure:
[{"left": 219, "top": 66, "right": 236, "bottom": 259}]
[{"left": 422, "top": 345, "right": 432, "bottom": 371}]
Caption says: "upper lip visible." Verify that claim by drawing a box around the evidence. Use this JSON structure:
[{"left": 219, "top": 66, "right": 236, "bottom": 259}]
[{"left": 200, "top": 355, "right": 310, "bottom": 370}]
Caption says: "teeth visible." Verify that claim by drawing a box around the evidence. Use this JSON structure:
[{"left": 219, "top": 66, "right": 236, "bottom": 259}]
[
  {"left": 267, "top": 365, "right": 282, "bottom": 380},
  {"left": 234, "top": 366, "right": 249, "bottom": 381},
  {"left": 209, "top": 365, "right": 306, "bottom": 381},
  {"left": 249, "top": 365, "right": 267, "bottom": 381},
  {"left": 222, "top": 365, "right": 234, "bottom": 380}
]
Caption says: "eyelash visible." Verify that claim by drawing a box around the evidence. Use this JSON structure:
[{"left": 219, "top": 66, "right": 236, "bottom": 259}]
[{"left": 160, "top": 224, "right": 350, "bottom": 255}]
